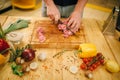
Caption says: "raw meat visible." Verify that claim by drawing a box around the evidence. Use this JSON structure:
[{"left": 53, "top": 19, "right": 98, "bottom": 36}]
[
  {"left": 37, "top": 27, "right": 46, "bottom": 42},
  {"left": 58, "top": 22, "right": 73, "bottom": 38}
]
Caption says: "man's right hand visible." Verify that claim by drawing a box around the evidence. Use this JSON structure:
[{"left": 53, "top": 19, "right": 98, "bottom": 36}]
[{"left": 46, "top": 5, "right": 60, "bottom": 24}]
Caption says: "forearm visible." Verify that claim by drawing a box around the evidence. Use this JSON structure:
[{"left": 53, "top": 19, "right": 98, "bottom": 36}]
[
  {"left": 43, "top": 0, "right": 55, "bottom": 7},
  {"left": 74, "top": 0, "right": 88, "bottom": 14}
]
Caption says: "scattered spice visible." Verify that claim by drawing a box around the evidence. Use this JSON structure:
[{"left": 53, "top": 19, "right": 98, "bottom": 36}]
[
  {"left": 55, "top": 69, "right": 60, "bottom": 73},
  {"left": 42, "top": 65, "right": 48, "bottom": 70}
]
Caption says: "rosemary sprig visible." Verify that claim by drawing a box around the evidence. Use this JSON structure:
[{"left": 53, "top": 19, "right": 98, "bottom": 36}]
[{"left": 53, "top": 49, "right": 69, "bottom": 58}]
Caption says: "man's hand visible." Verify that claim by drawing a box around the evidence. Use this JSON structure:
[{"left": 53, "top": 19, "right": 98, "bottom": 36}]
[
  {"left": 46, "top": 5, "right": 60, "bottom": 24},
  {"left": 66, "top": 0, "right": 87, "bottom": 33},
  {"left": 67, "top": 11, "right": 82, "bottom": 33}
]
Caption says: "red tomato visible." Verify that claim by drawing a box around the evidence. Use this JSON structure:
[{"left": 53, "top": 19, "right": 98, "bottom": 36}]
[
  {"left": 92, "top": 64, "right": 97, "bottom": 69},
  {"left": 88, "top": 57, "right": 92, "bottom": 62},
  {"left": 82, "top": 58, "right": 88, "bottom": 63},
  {"left": 100, "top": 59, "right": 104, "bottom": 64},
  {"left": 96, "top": 61, "right": 100, "bottom": 66},
  {"left": 86, "top": 62, "right": 89, "bottom": 66},
  {"left": 90, "top": 67, "right": 94, "bottom": 71},
  {"left": 80, "top": 63, "right": 87, "bottom": 70},
  {"left": 97, "top": 53, "right": 103, "bottom": 58}
]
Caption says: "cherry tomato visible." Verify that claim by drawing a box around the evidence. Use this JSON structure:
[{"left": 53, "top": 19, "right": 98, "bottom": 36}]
[
  {"left": 82, "top": 58, "right": 88, "bottom": 63},
  {"left": 92, "top": 64, "right": 97, "bottom": 69},
  {"left": 100, "top": 59, "right": 104, "bottom": 64},
  {"left": 97, "top": 52, "right": 102, "bottom": 57},
  {"left": 80, "top": 63, "right": 87, "bottom": 70},
  {"left": 86, "top": 62, "right": 89, "bottom": 66},
  {"left": 96, "top": 61, "right": 100, "bottom": 66},
  {"left": 90, "top": 67, "right": 94, "bottom": 71},
  {"left": 88, "top": 57, "right": 92, "bottom": 62}
]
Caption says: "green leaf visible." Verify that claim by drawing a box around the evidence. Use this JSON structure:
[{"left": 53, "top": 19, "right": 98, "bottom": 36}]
[
  {"left": 0, "top": 23, "right": 5, "bottom": 39},
  {"left": 4, "top": 19, "right": 30, "bottom": 34},
  {"left": 74, "top": 50, "right": 82, "bottom": 54},
  {"left": 11, "top": 62, "right": 24, "bottom": 76}
]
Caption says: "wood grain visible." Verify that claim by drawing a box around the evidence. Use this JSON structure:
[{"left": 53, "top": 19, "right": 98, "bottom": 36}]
[
  {"left": 0, "top": 16, "right": 8, "bottom": 26},
  {"left": 0, "top": 17, "right": 120, "bottom": 80}
]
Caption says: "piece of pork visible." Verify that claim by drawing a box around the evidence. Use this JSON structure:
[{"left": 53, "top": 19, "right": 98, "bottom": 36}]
[
  {"left": 58, "top": 22, "right": 73, "bottom": 38},
  {"left": 37, "top": 27, "right": 46, "bottom": 42}
]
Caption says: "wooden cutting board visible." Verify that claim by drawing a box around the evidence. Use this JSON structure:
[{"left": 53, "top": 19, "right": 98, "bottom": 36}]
[{"left": 31, "top": 18, "right": 86, "bottom": 49}]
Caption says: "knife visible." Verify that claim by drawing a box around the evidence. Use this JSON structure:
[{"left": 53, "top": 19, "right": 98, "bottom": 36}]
[{"left": 58, "top": 19, "right": 79, "bottom": 37}]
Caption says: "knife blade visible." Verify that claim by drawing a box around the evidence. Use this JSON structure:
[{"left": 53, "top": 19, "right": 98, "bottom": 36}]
[{"left": 58, "top": 19, "right": 63, "bottom": 24}]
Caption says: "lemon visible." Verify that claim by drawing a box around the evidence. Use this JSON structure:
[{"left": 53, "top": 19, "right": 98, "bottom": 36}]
[
  {"left": 105, "top": 60, "right": 120, "bottom": 73},
  {"left": 0, "top": 54, "right": 6, "bottom": 65}
]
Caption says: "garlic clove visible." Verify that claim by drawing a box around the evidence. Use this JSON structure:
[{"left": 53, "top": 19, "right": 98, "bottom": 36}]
[
  {"left": 69, "top": 65, "right": 78, "bottom": 74},
  {"left": 38, "top": 53, "right": 47, "bottom": 61},
  {"left": 30, "top": 62, "right": 38, "bottom": 70},
  {"left": 20, "top": 59, "right": 25, "bottom": 64},
  {"left": 26, "top": 66, "right": 30, "bottom": 72}
]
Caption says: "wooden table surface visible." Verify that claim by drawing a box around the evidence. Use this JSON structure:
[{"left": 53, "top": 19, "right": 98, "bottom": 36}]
[{"left": 0, "top": 16, "right": 120, "bottom": 80}]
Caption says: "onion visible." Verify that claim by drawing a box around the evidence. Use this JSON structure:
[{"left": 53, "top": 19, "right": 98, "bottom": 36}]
[{"left": 21, "top": 49, "right": 35, "bottom": 61}]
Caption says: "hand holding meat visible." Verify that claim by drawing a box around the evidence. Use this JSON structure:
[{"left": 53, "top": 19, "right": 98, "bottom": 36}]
[{"left": 67, "top": 11, "right": 82, "bottom": 33}]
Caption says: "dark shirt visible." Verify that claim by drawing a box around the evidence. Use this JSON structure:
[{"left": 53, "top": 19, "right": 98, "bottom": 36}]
[{"left": 53, "top": 0, "right": 78, "bottom": 6}]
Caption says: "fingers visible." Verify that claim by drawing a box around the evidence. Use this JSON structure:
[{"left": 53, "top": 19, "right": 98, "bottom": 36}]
[
  {"left": 70, "top": 21, "right": 77, "bottom": 29},
  {"left": 72, "top": 23, "right": 80, "bottom": 33},
  {"left": 48, "top": 14, "right": 60, "bottom": 24},
  {"left": 67, "top": 19, "right": 80, "bottom": 33},
  {"left": 67, "top": 18, "right": 73, "bottom": 27},
  {"left": 48, "top": 15, "right": 54, "bottom": 21},
  {"left": 54, "top": 15, "right": 60, "bottom": 24}
]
